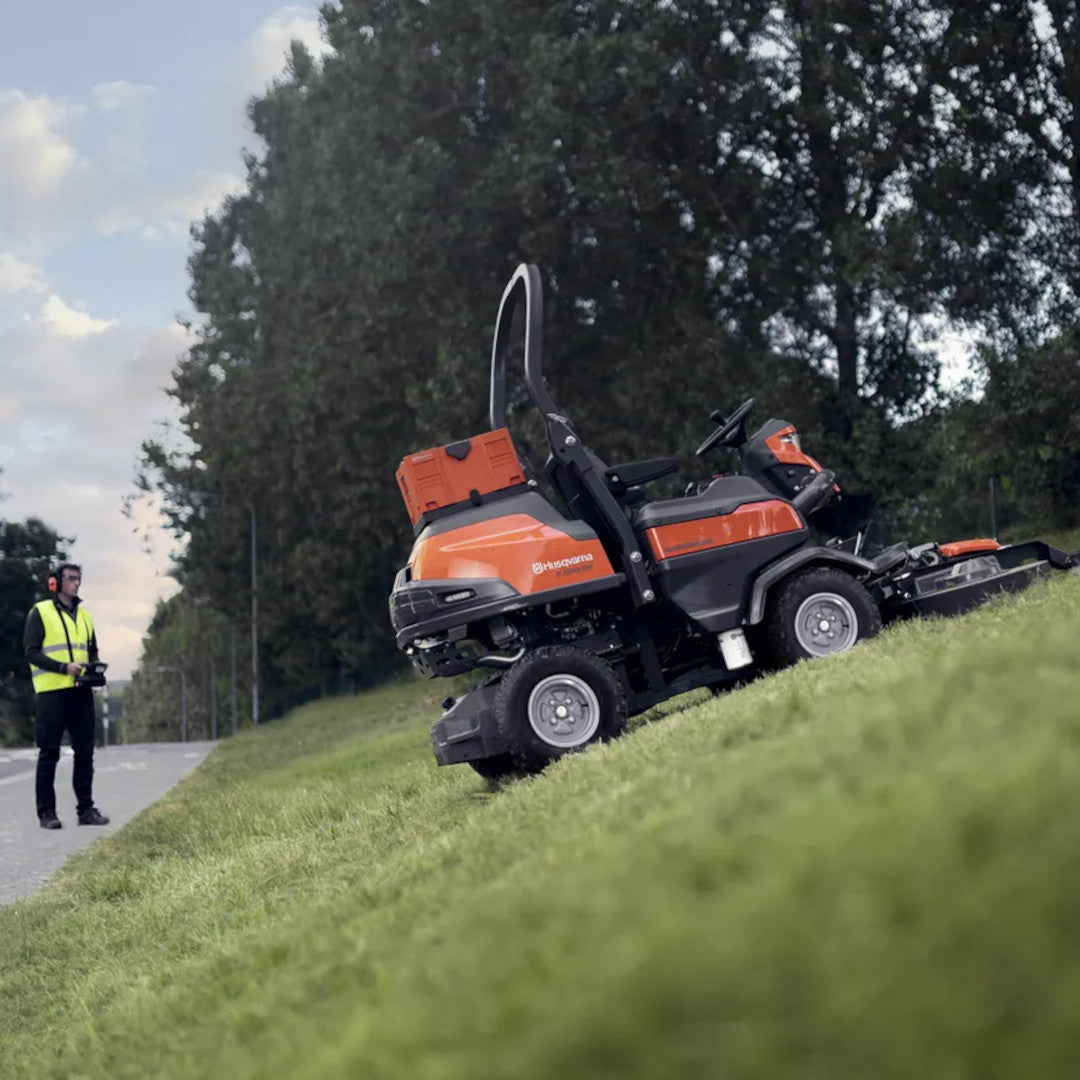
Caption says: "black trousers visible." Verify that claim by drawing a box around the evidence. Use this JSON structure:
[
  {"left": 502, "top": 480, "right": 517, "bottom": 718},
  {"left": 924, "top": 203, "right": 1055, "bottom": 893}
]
[{"left": 35, "top": 686, "right": 96, "bottom": 817}]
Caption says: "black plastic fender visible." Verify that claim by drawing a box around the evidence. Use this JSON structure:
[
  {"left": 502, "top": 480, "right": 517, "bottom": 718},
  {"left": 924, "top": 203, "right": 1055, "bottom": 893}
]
[
  {"left": 746, "top": 546, "right": 880, "bottom": 626},
  {"left": 430, "top": 681, "right": 511, "bottom": 766}
]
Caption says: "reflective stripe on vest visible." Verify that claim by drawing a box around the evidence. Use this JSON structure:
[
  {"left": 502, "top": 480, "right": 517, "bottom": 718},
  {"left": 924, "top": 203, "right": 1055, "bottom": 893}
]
[{"left": 29, "top": 600, "right": 95, "bottom": 694}]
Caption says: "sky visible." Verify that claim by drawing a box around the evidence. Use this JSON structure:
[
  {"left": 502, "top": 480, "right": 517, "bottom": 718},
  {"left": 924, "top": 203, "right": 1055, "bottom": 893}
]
[{"left": 0, "top": 1, "right": 333, "bottom": 680}]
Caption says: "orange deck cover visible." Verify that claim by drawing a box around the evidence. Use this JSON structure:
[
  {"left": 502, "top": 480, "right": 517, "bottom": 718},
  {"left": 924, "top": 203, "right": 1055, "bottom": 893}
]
[{"left": 938, "top": 538, "right": 1001, "bottom": 558}]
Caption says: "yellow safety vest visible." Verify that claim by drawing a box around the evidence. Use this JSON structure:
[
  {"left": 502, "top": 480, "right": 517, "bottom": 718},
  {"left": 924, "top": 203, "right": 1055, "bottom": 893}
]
[{"left": 29, "top": 599, "right": 95, "bottom": 694}]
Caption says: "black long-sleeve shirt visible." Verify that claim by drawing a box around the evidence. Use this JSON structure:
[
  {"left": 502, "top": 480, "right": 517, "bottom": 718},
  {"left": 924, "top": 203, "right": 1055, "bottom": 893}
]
[{"left": 24, "top": 599, "right": 100, "bottom": 674}]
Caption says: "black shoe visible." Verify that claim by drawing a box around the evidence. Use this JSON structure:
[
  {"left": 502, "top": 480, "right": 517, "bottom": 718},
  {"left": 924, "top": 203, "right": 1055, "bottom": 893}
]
[
  {"left": 77, "top": 808, "right": 110, "bottom": 826},
  {"left": 39, "top": 811, "right": 62, "bottom": 830}
]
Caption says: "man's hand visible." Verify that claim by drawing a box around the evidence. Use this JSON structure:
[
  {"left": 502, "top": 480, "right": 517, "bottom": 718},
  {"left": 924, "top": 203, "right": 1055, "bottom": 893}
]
[{"left": 66, "top": 662, "right": 85, "bottom": 677}]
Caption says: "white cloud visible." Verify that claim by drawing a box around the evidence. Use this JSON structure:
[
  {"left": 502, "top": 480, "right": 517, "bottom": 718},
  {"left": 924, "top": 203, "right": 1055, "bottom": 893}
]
[
  {"left": 0, "top": 315, "right": 190, "bottom": 679},
  {"left": 97, "top": 169, "right": 246, "bottom": 238},
  {"left": 249, "top": 6, "right": 332, "bottom": 89},
  {"left": 94, "top": 209, "right": 142, "bottom": 236},
  {"left": 39, "top": 294, "right": 117, "bottom": 338},
  {"left": 0, "top": 251, "right": 49, "bottom": 297},
  {"left": 157, "top": 169, "right": 247, "bottom": 221},
  {"left": 0, "top": 90, "right": 79, "bottom": 210},
  {"left": 18, "top": 417, "right": 72, "bottom": 454},
  {"left": 91, "top": 81, "right": 157, "bottom": 112},
  {"left": 0, "top": 81, "right": 164, "bottom": 240}
]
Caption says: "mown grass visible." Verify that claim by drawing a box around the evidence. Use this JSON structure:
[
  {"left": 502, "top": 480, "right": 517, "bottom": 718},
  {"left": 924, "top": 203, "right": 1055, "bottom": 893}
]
[
  {"left": 2, "top": 566, "right": 1080, "bottom": 1079},
  {"left": 1000, "top": 522, "right": 1080, "bottom": 552}
]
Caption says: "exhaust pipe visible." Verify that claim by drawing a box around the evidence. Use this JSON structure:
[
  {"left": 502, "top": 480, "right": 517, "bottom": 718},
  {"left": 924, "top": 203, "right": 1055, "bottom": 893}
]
[{"left": 475, "top": 647, "right": 526, "bottom": 669}]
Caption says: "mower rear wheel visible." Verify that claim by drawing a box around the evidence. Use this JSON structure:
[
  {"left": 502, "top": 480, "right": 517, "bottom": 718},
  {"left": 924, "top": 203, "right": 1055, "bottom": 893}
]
[
  {"left": 494, "top": 646, "right": 626, "bottom": 771},
  {"left": 765, "top": 566, "right": 881, "bottom": 667}
]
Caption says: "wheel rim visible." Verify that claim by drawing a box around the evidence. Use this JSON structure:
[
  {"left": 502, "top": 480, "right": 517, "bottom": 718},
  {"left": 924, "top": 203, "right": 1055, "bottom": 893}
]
[
  {"left": 793, "top": 592, "right": 859, "bottom": 657},
  {"left": 527, "top": 673, "right": 601, "bottom": 749}
]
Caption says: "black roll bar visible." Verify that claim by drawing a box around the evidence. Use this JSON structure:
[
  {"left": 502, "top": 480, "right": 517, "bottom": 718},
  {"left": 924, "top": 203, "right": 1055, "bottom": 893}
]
[
  {"left": 487, "top": 263, "right": 657, "bottom": 612},
  {"left": 489, "top": 263, "right": 560, "bottom": 430}
]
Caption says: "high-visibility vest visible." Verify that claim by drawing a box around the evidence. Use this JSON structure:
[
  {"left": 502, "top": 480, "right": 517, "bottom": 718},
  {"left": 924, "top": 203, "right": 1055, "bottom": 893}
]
[{"left": 29, "top": 600, "right": 95, "bottom": 694}]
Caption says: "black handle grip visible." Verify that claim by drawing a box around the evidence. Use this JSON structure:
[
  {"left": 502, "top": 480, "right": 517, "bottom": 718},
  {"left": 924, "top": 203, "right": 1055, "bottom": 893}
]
[{"left": 792, "top": 469, "right": 837, "bottom": 515}]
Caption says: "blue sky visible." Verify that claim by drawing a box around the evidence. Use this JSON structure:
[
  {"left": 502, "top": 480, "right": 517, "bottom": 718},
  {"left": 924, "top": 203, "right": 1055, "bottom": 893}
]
[{"left": 0, "top": 2, "right": 332, "bottom": 680}]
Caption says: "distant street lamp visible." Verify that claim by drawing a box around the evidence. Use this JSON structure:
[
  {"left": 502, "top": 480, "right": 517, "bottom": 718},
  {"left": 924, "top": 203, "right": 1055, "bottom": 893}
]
[
  {"left": 230, "top": 624, "right": 238, "bottom": 736},
  {"left": 157, "top": 666, "right": 188, "bottom": 742},
  {"left": 209, "top": 655, "right": 217, "bottom": 741},
  {"left": 192, "top": 597, "right": 220, "bottom": 741},
  {"left": 193, "top": 492, "right": 259, "bottom": 728},
  {"left": 100, "top": 685, "right": 110, "bottom": 747},
  {"left": 248, "top": 500, "right": 259, "bottom": 727}
]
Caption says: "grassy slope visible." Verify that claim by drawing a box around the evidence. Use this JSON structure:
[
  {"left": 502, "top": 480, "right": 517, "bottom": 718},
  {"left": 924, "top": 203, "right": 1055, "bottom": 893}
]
[{"left": 2, "top": 570, "right": 1080, "bottom": 1079}]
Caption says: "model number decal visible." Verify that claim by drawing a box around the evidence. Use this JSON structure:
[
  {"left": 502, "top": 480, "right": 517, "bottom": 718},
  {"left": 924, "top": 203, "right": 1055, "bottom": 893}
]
[
  {"left": 667, "top": 537, "right": 711, "bottom": 554},
  {"left": 532, "top": 553, "right": 595, "bottom": 577}
]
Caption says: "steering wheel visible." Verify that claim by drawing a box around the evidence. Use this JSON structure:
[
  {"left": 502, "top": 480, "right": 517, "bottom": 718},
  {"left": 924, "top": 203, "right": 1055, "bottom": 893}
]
[{"left": 695, "top": 397, "right": 756, "bottom": 457}]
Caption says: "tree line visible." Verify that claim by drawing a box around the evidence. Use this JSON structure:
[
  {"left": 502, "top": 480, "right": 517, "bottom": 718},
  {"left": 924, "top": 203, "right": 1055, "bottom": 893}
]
[
  {"left": 0, "top": 485, "right": 67, "bottom": 745},
  {"left": 53, "top": 2, "right": 1080, "bottom": 736}
]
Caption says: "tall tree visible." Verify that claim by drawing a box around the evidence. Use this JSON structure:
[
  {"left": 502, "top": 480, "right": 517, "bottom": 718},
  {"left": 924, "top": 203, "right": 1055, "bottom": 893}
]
[
  {"left": 1042, "top": 0, "right": 1080, "bottom": 303},
  {"left": 123, "top": 592, "right": 243, "bottom": 743},
  {"left": 136, "top": 0, "right": 1070, "bottom": 704},
  {"left": 0, "top": 487, "right": 68, "bottom": 745}
]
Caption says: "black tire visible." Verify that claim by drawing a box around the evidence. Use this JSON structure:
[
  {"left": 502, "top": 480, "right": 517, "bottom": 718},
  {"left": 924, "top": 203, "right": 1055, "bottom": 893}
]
[
  {"left": 765, "top": 566, "right": 882, "bottom": 668},
  {"left": 468, "top": 754, "right": 525, "bottom": 782},
  {"left": 494, "top": 645, "right": 627, "bottom": 771}
]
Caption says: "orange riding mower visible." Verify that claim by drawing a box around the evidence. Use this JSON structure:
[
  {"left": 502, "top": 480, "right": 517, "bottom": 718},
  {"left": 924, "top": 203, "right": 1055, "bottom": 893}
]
[{"left": 389, "top": 265, "right": 1078, "bottom": 779}]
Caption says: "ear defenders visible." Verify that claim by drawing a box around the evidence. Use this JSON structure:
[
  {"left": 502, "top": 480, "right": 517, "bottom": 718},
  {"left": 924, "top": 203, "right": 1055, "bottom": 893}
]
[{"left": 48, "top": 564, "right": 76, "bottom": 593}]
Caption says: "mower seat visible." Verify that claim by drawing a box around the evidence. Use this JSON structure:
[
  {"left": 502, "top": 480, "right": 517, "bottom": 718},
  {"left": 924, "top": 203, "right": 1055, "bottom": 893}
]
[
  {"left": 634, "top": 475, "right": 774, "bottom": 531},
  {"left": 867, "top": 542, "right": 909, "bottom": 574}
]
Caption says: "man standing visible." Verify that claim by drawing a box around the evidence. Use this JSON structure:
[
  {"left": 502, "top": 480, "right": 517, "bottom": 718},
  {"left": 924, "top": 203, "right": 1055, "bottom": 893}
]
[{"left": 23, "top": 563, "right": 110, "bottom": 829}]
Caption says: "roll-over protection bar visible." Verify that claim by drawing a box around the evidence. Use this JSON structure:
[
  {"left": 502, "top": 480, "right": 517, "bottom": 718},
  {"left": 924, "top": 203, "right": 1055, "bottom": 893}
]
[
  {"left": 486, "top": 264, "right": 656, "bottom": 609},
  {"left": 489, "top": 264, "right": 560, "bottom": 429}
]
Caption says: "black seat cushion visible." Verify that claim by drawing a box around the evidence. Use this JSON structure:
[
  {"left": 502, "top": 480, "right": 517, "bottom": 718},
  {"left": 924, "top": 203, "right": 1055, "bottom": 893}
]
[
  {"left": 868, "top": 542, "right": 909, "bottom": 573},
  {"left": 634, "top": 475, "right": 775, "bottom": 530}
]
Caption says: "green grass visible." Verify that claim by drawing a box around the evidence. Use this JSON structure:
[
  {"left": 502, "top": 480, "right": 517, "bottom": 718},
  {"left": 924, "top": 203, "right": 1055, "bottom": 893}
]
[
  {"left": 999, "top": 522, "right": 1080, "bottom": 552},
  {"left": 1038, "top": 524, "right": 1080, "bottom": 552},
  {"left": 3, "top": 570, "right": 1080, "bottom": 1079}
]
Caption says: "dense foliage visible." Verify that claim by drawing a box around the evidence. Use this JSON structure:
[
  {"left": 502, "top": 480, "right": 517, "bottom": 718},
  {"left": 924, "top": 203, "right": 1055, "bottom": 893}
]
[
  {"left": 133, "top": 0, "right": 1080, "bottom": 728},
  {"left": 921, "top": 331, "right": 1080, "bottom": 539},
  {"left": 0, "top": 480, "right": 68, "bottom": 745},
  {"left": 122, "top": 593, "right": 244, "bottom": 743}
]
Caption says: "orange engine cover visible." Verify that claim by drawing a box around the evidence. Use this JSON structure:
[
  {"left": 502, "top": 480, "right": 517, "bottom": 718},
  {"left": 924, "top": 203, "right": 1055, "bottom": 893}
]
[
  {"left": 645, "top": 500, "right": 804, "bottom": 560},
  {"left": 410, "top": 513, "right": 616, "bottom": 595}
]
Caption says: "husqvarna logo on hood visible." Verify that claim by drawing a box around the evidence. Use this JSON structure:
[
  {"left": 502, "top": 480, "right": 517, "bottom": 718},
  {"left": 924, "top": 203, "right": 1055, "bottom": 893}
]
[{"left": 532, "top": 553, "right": 595, "bottom": 578}]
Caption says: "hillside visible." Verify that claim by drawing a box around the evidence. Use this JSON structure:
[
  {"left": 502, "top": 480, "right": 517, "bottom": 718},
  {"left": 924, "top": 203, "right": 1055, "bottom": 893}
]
[{"left": 2, "top": 570, "right": 1080, "bottom": 1079}]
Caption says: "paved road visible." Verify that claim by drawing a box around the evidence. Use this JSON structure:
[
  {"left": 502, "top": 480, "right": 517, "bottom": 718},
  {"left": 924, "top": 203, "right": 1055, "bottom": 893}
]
[{"left": 0, "top": 741, "right": 217, "bottom": 907}]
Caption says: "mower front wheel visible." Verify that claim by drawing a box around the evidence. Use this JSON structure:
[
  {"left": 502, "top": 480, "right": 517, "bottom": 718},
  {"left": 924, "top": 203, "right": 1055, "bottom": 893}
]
[
  {"left": 494, "top": 646, "right": 626, "bottom": 771},
  {"left": 765, "top": 566, "right": 881, "bottom": 668}
]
